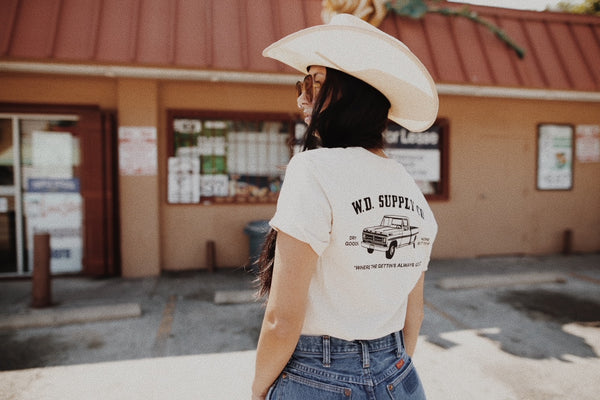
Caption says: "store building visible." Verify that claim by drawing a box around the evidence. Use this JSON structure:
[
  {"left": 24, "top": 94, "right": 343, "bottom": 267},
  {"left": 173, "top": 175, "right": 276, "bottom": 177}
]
[{"left": 1, "top": 0, "right": 599, "bottom": 277}]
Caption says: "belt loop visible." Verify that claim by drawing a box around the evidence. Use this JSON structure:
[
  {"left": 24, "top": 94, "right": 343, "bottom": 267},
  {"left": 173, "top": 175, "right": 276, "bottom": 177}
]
[
  {"left": 360, "top": 341, "right": 370, "bottom": 368},
  {"left": 394, "top": 331, "right": 403, "bottom": 357},
  {"left": 322, "top": 335, "right": 331, "bottom": 368}
]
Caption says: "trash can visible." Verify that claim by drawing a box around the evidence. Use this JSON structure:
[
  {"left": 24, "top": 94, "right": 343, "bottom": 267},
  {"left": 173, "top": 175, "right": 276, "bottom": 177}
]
[{"left": 244, "top": 220, "right": 271, "bottom": 272}]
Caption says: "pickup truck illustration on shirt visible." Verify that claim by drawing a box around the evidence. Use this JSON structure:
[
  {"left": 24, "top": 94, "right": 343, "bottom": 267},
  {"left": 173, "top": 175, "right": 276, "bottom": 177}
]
[{"left": 361, "top": 215, "right": 419, "bottom": 259}]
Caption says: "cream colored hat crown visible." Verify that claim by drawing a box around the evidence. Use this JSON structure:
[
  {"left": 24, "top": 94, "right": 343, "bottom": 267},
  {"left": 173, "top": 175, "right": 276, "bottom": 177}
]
[{"left": 263, "top": 13, "right": 438, "bottom": 132}]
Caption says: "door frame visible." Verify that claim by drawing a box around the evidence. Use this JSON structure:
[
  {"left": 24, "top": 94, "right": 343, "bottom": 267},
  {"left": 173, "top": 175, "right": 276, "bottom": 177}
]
[{"left": 0, "top": 103, "right": 120, "bottom": 276}]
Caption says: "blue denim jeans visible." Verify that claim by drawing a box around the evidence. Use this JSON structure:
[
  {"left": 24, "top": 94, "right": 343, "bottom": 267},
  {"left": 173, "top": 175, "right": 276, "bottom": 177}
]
[{"left": 266, "top": 331, "right": 426, "bottom": 399}]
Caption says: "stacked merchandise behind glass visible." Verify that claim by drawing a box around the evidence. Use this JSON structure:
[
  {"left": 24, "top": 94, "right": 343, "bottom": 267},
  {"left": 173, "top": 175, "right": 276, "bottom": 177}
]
[{"left": 169, "top": 118, "right": 291, "bottom": 204}]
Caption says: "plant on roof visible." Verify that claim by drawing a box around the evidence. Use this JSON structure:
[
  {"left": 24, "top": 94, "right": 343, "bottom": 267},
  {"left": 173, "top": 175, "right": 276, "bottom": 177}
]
[
  {"left": 556, "top": 0, "right": 600, "bottom": 15},
  {"left": 322, "top": 0, "right": 526, "bottom": 59},
  {"left": 386, "top": 0, "right": 526, "bottom": 58}
]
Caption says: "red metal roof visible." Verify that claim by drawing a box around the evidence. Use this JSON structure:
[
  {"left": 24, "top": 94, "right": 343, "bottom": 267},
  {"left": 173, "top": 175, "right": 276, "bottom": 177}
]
[{"left": 1, "top": 0, "right": 599, "bottom": 92}]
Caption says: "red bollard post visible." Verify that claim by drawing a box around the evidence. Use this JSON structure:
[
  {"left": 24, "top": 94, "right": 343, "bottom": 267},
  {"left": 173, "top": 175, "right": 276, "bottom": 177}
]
[{"left": 32, "top": 233, "right": 52, "bottom": 308}]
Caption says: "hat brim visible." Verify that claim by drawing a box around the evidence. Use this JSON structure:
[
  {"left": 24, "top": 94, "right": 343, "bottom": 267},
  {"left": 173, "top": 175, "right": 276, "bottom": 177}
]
[{"left": 263, "top": 14, "right": 438, "bottom": 132}]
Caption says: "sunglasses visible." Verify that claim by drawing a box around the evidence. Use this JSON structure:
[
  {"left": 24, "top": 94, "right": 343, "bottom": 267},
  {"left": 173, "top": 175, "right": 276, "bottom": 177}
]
[{"left": 295, "top": 74, "right": 314, "bottom": 103}]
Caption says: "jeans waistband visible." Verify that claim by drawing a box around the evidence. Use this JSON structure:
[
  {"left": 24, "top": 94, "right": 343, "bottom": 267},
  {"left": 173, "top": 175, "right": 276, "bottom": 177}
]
[{"left": 294, "top": 331, "right": 405, "bottom": 368}]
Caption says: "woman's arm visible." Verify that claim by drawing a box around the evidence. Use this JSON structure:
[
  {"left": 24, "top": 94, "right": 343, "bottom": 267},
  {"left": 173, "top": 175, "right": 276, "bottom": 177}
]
[
  {"left": 251, "top": 231, "right": 318, "bottom": 400},
  {"left": 403, "top": 272, "right": 426, "bottom": 357}
]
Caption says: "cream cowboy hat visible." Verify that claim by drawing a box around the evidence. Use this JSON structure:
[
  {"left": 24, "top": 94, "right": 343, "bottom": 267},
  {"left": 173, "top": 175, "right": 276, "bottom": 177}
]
[{"left": 263, "top": 13, "right": 438, "bottom": 132}]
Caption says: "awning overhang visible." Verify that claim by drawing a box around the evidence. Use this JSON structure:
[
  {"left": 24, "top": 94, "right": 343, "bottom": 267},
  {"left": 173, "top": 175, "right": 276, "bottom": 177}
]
[{"left": 2, "top": 60, "right": 599, "bottom": 103}]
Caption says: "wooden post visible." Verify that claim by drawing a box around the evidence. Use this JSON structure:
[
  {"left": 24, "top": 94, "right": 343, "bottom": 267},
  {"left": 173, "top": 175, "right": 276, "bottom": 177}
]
[
  {"left": 562, "top": 229, "right": 572, "bottom": 255},
  {"left": 32, "top": 233, "right": 52, "bottom": 308}
]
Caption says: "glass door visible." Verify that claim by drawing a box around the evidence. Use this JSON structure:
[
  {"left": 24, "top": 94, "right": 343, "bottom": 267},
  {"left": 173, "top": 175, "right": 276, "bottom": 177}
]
[{"left": 0, "top": 114, "right": 81, "bottom": 276}]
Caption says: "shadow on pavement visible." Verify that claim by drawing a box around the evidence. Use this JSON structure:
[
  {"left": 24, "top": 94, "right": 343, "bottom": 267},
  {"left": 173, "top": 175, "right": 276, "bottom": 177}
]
[
  {"left": 422, "top": 280, "right": 600, "bottom": 361},
  {"left": 485, "top": 289, "right": 600, "bottom": 360}
]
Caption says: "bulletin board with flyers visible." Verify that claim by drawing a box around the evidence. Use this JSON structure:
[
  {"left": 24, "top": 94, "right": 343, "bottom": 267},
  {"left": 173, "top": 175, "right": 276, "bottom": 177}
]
[{"left": 167, "top": 110, "right": 296, "bottom": 204}]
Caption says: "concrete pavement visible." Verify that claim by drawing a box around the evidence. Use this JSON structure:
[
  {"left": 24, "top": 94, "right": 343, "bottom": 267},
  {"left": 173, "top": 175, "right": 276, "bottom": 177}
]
[{"left": 1, "top": 254, "right": 599, "bottom": 399}]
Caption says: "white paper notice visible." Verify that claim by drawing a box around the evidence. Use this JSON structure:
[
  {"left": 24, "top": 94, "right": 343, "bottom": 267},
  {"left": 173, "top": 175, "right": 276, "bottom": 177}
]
[
  {"left": 32, "top": 131, "right": 72, "bottom": 166},
  {"left": 119, "top": 127, "right": 158, "bottom": 176},
  {"left": 24, "top": 193, "right": 83, "bottom": 274},
  {"left": 576, "top": 125, "right": 600, "bottom": 163}
]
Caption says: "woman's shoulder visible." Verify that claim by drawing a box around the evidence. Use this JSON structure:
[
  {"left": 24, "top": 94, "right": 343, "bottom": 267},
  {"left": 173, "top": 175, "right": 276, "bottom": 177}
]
[{"left": 291, "top": 147, "right": 356, "bottom": 164}]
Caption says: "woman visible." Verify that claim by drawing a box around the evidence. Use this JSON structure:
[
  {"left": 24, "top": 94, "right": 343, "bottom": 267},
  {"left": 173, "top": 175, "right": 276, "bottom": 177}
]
[{"left": 252, "top": 14, "right": 439, "bottom": 400}]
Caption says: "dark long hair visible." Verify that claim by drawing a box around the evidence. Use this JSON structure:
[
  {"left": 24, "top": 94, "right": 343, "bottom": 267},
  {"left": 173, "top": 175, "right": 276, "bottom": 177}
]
[{"left": 255, "top": 68, "right": 391, "bottom": 298}]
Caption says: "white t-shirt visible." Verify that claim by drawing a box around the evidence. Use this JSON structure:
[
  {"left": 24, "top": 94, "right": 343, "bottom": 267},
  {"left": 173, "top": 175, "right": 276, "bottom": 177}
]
[{"left": 270, "top": 147, "right": 437, "bottom": 341}]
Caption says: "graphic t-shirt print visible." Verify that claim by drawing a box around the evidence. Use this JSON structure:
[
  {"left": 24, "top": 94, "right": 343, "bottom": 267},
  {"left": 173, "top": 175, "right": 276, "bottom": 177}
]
[{"left": 346, "top": 194, "right": 434, "bottom": 271}]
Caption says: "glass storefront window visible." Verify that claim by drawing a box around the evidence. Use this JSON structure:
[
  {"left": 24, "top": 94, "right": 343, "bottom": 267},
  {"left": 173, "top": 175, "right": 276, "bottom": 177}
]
[
  {"left": 168, "top": 111, "right": 294, "bottom": 204},
  {"left": 21, "top": 120, "right": 82, "bottom": 274}
]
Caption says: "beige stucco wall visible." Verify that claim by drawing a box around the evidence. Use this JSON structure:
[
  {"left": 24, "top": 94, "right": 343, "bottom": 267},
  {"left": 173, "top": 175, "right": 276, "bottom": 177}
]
[
  {"left": 434, "top": 95, "right": 600, "bottom": 258},
  {"left": 159, "top": 82, "right": 600, "bottom": 266},
  {"left": 0, "top": 73, "right": 117, "bottom": 107},
  {"left": 117, "top": 79, "right": 161, "bottom": 277},
  {"left": 1, "top": 72, "right": 599, "bottom": 276}
]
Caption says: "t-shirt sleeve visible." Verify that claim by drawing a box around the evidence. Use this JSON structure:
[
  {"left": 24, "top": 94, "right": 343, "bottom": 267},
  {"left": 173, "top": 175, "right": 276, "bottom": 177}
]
[{"left": 269, "top": 154, "right": 331, "bottom": 256}]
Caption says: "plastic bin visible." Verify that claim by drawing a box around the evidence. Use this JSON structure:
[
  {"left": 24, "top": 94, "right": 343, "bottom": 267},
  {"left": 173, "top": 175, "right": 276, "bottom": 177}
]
[{"left": 244, "top": 220, "right": 271, "bottom": 270}]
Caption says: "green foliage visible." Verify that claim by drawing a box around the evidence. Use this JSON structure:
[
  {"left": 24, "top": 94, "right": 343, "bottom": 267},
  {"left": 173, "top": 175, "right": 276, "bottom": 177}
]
[
  {"left": 556, "top": 0, "right": 600, "bottom": 15},
  {"left": 385, "top": 0, "right": 526, "bottom": 59},
  {"left": 386, "top": 0, "right": 429, "bottom": 18}
]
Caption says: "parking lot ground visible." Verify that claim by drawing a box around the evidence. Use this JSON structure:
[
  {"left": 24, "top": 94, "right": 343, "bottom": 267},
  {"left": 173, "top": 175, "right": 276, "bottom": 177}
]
[{"left": 1, "top": 254, "right": 599, "bottom": 399}]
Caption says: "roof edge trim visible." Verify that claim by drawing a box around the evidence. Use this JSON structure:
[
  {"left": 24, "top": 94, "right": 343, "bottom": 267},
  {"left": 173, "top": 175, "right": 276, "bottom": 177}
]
[
  {"left": 1, "top": 61, "right": 599, "bottom": 102},
  {"left": 0, "top": 61, "right": 300, "bottom": 85},
  {"left": 437, "top": 83, "right": 600, "bottom": 102}
]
